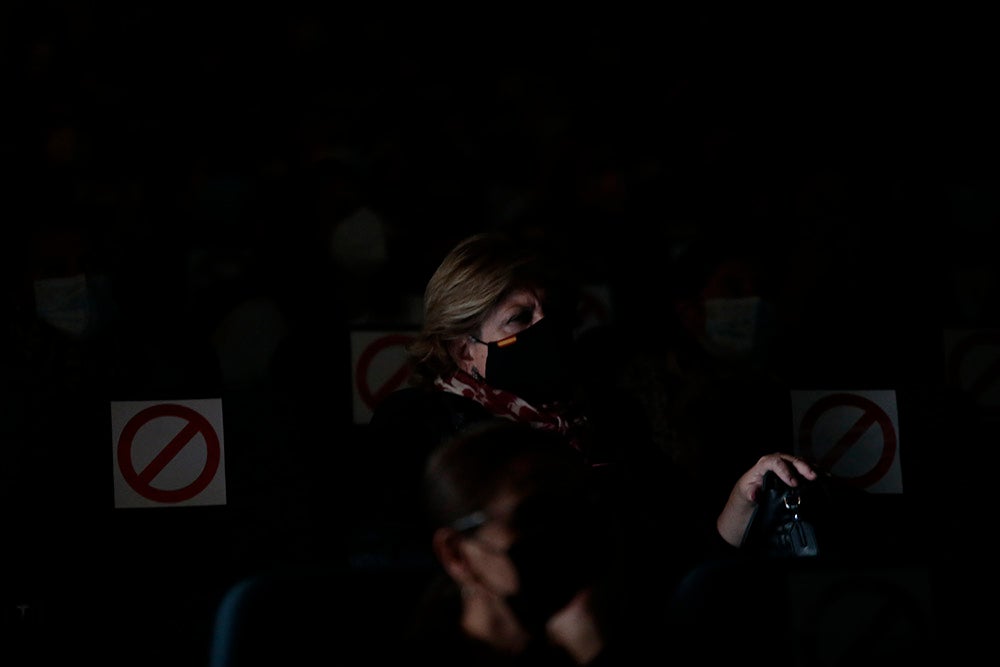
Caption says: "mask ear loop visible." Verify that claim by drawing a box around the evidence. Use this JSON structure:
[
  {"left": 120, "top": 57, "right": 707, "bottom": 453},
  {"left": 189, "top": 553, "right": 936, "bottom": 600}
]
[
  {"left": 466, "top": 335, "right": 488, "bottom": 382},
  {"left": 462, "top": 334, "right": 487, "bottom": 382}
]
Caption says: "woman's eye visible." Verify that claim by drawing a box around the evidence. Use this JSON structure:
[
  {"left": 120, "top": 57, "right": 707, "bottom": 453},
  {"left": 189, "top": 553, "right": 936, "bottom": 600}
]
[{"left": 509, "top": 309, "right": 533, "bottom": 325}]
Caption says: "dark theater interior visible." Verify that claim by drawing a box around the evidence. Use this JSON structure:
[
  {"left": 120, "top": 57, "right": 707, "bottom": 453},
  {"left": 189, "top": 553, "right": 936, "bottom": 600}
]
[{"left": 3, "top": 4, "right": 996, "bottom": 665}]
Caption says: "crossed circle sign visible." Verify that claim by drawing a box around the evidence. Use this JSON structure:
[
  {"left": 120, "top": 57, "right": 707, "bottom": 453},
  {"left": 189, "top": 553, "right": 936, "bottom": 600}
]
[
  {"left": 797, "top": 392, "right": 897, "bottom": 488},
  {"left": 116, "top": 403, "right": 221, "bottom": 503}
]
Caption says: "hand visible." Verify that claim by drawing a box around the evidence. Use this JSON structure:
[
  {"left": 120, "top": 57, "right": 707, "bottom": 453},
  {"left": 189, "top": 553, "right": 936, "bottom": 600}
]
[
  {"left": 716, "top": 453, "right": 817, "bottom": 547},
  {"left": 546, "top": 588, "right": 605, "bottom": 665}
]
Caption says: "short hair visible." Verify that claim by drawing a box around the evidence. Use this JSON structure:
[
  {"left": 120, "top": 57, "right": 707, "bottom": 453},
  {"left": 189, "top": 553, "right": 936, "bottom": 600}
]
[{"left": 421, "top": 419, "right": 589, "bottom": 532}]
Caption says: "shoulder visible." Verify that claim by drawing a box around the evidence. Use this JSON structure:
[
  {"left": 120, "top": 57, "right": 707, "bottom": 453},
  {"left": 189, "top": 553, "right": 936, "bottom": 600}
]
[
  {"left": 368, "top": 386, "right": 494, "bottom": 446},
  {"left": 368, "top": 386, "right": 435, "bottom": 425},
  {"left": 370, "top": 387, "right": 488, "bottom": 425}
]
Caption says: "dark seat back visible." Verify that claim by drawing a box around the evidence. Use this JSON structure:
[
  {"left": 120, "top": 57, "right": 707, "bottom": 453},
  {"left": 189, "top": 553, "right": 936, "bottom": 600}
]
[
  {"left": 208, "top": 566, "right": 429, "bottom": 667},
  {"left": 665, "top": 556, "right": 939, "bottom": 666}
]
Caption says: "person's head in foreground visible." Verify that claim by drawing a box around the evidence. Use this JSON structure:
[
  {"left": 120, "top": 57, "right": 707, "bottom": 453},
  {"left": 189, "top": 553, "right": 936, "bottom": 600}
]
[{"left": 421, "top": 418, "right": 611, "bottom": 663}]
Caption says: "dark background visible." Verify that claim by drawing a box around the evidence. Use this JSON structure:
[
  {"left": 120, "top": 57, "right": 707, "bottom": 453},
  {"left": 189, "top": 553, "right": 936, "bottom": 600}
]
[{"left": 3, "top": 4, "right": 998, "bottom": 665}]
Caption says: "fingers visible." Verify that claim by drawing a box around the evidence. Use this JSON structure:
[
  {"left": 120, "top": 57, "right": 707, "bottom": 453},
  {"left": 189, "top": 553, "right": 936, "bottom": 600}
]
[
  {"left": 739, "top": 453, "right": 819, "bottom": 505},
  {"left": 790, "top": 456, "right": 818, "bottom": 481},
  {"left": 760, "top": 453, "right": 817, "bottom": 487}
]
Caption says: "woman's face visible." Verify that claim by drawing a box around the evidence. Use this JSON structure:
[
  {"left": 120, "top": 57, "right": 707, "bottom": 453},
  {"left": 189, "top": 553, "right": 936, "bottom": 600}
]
[
  {"left": 458, "top": 491, "right": 523, "bottom": 598},
  {"left": 455, "top": 485, "right": 600, "bottom": 634},
  {"left": 461, "top": 288, "right": 545, "bottom": 379}
]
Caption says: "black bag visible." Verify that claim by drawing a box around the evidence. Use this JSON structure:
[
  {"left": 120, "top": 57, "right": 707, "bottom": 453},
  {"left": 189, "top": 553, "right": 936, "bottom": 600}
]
[{"left": 740, "top": 470, "right": 821, "bottom": 557}]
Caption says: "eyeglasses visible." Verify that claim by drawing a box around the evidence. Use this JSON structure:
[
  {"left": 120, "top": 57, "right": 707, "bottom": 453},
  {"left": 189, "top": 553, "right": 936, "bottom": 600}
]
[
  {"left": 452, "top": 492, "right": 586, "bottom": 537},
  {"left": 450, "top": 510, "right": 490, "bottom": 534},
  {"left": 449, "top": 511, "right": 514, "bottom": 557},
  {"left": 450, "top": 498, "right": 597, "bottom": 561}
]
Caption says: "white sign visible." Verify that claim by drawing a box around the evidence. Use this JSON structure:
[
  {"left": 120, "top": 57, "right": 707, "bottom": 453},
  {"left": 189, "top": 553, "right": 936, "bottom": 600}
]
[
  {"left": 111, "top": 398, "right": 227, "bottom": 508},
  {"left": 350, "top": 330, "right": 416, "bottom": 425},
  {"left": 790, "top": 389, "right": 903, "bottom": 494}
]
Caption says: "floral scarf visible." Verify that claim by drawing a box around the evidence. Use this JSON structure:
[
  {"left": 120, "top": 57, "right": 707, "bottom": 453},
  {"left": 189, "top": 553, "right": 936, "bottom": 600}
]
[{"left": 434, "top": 369, "right": 594, "bottom": 459}]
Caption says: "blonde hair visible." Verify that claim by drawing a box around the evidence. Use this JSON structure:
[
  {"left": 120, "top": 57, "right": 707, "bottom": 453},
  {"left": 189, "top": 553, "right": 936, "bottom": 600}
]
[{"left": 406, "top": 232, "right": 550, "bottom": 387}]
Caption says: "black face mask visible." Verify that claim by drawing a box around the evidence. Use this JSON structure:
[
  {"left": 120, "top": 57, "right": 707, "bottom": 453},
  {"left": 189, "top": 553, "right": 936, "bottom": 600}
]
[
  {"left": 504, "top": 538, "right": 591, "bottom": 633},
  {"left": 471, "top": 316, "right": 574, "bottom": 406},
  {"left": 502, "top": 497, "right": 601, "bottom": 633}
]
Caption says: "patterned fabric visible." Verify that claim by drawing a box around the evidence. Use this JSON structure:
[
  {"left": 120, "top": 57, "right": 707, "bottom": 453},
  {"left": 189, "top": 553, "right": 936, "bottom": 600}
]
[{"left": 434, "top": 370, "right": 593, "bottom": 458}]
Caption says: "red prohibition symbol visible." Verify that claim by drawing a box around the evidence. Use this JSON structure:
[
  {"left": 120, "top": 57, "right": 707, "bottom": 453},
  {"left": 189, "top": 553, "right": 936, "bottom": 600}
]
[
  {"left": 117, "top": 403, "right": 221, "bottom": 503},
  {"left": 355, "top": 333, "right": 416, "bottom": 410},
  {"left": 797, "top": 392, "right": 897, "bottom": 488}
]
